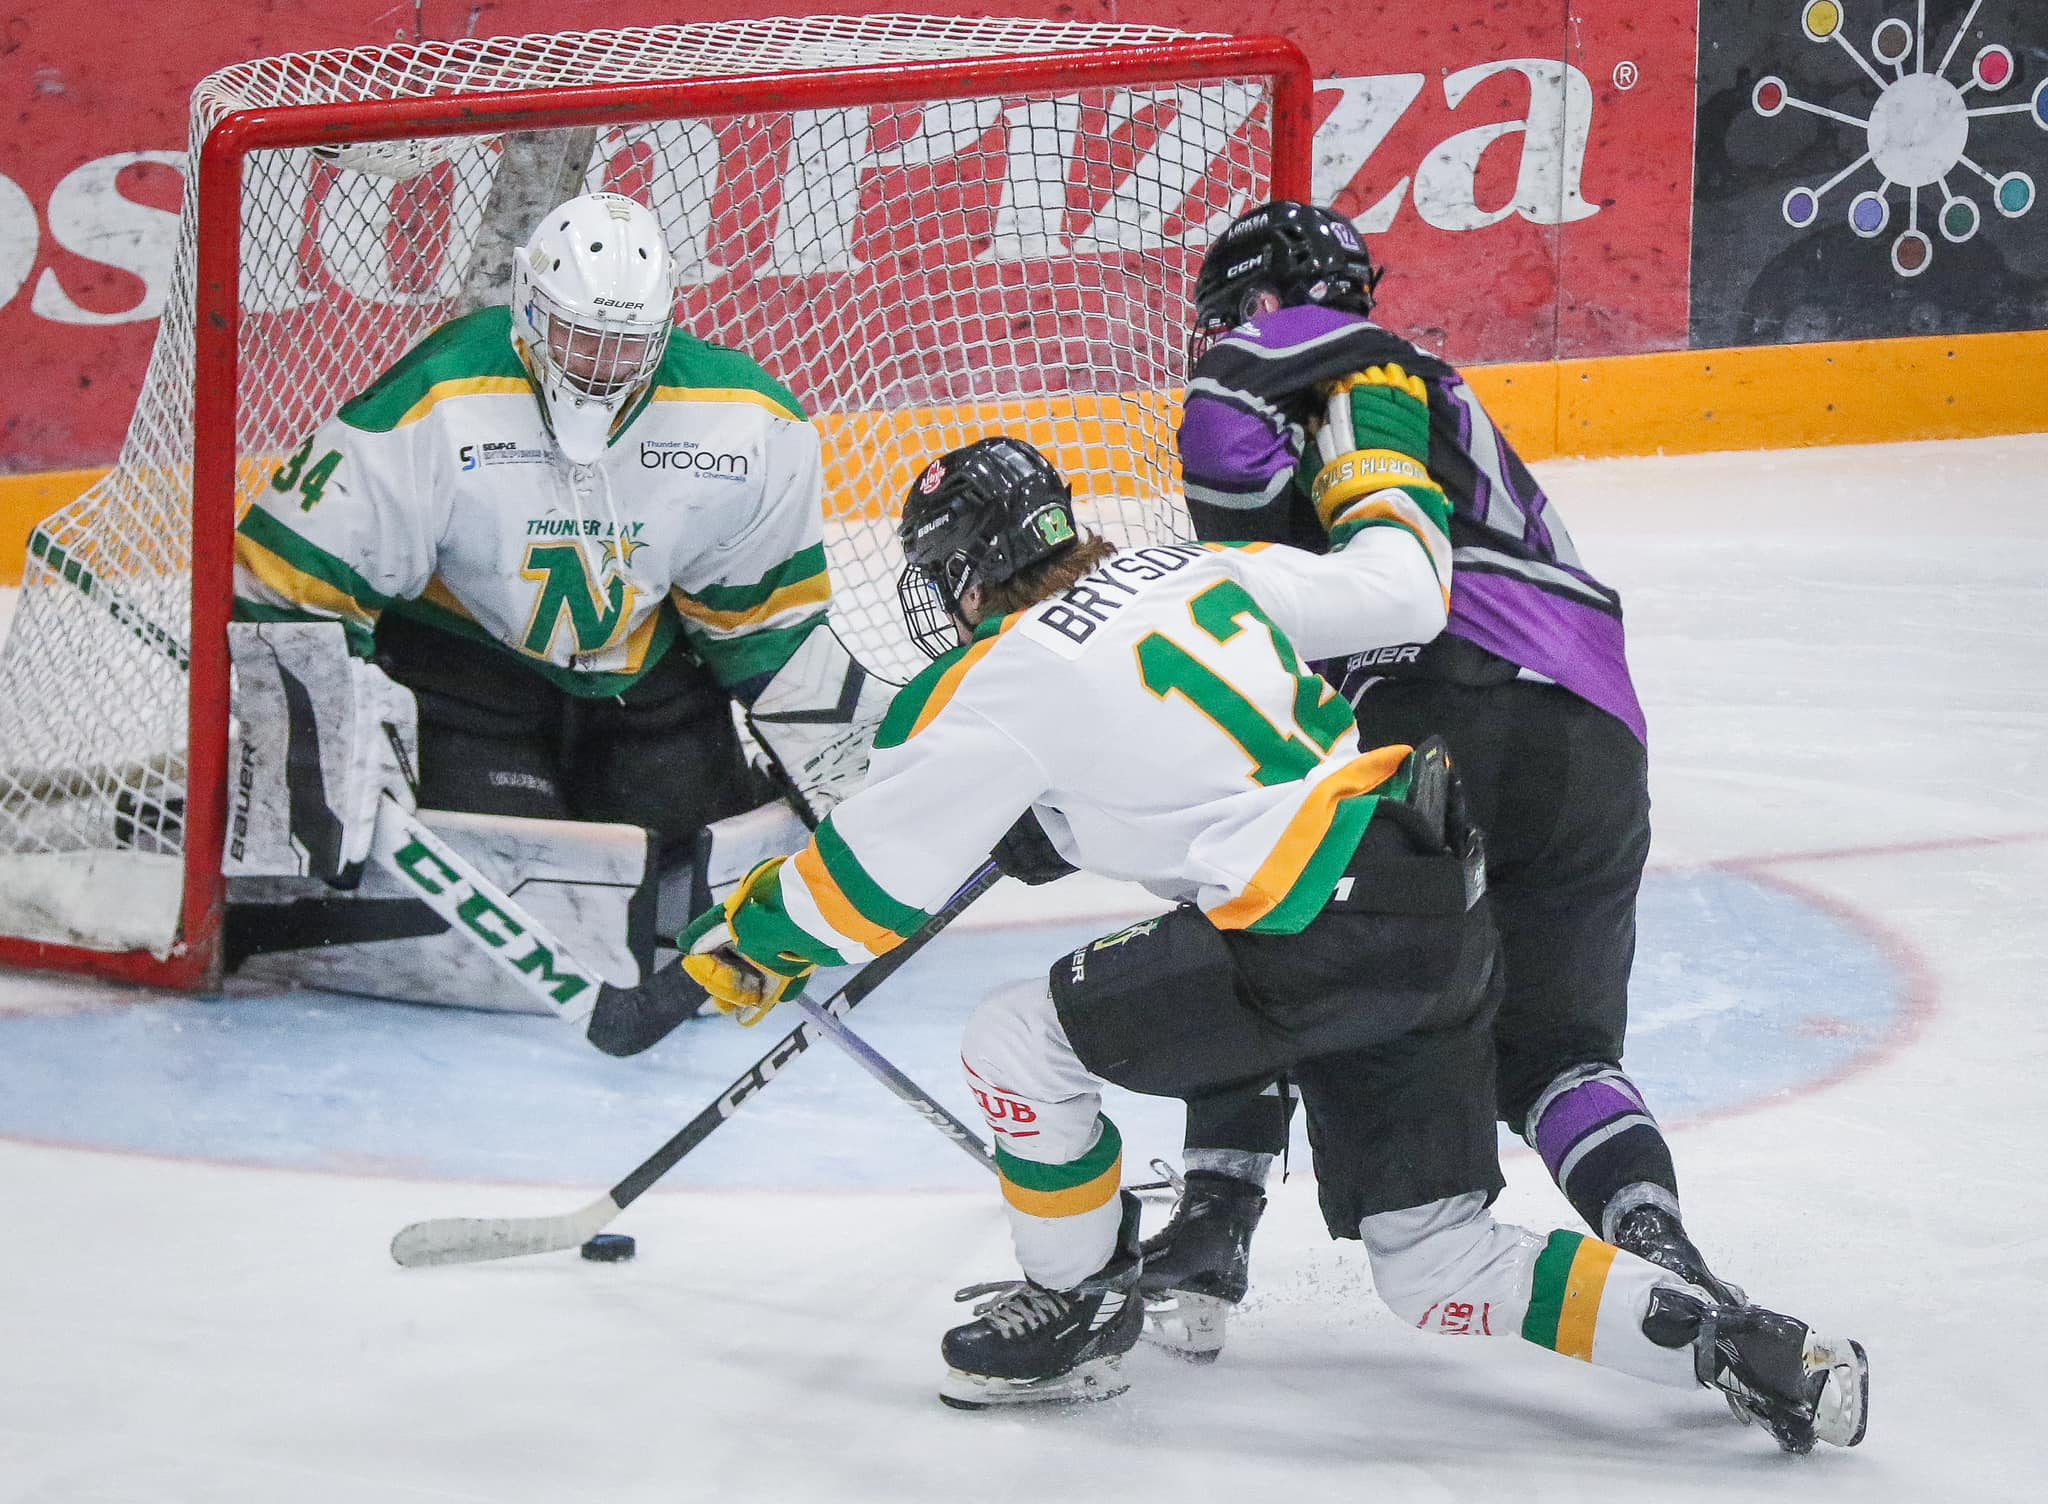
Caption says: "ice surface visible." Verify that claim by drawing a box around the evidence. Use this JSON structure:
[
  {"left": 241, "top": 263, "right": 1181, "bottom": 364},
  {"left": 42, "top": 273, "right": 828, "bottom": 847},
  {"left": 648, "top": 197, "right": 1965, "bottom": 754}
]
[{"left": 2, "top": 435, "right": 2045, "bottom": 1501}]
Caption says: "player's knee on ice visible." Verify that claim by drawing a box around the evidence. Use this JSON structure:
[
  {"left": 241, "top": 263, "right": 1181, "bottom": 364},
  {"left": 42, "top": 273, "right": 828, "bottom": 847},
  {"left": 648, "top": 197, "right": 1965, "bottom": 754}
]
[{"left": 1359, "top": 1191, "right": 1543, "bottom": 1331}]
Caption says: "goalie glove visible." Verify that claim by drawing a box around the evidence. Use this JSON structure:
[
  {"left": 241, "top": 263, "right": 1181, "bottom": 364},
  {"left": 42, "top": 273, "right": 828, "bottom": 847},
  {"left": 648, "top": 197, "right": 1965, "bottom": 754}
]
[
  {"left": 744, "top": 623, "right": 893, "bottom": 823},
  {"left": 1305, "top": 364, "right": 1454, "bottom": 599},
  {"left": 679, "top": 858, "right": 815, "bottom": 1026}
]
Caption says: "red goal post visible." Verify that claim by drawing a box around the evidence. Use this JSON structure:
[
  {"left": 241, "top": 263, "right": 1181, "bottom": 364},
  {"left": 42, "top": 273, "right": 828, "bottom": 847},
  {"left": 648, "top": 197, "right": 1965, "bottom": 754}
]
[{"left": 0, "top": 20, "right": 1313, "bottom": 989}]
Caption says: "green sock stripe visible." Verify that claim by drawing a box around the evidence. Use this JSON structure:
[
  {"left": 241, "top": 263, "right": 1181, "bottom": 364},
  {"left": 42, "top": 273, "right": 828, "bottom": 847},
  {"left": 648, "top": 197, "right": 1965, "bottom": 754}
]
[
  {"left": 993, "top": 1115, "right": 1123, "bottom": 1193},
  {"left": 1521, "top": 1229, "right": 1586, "bottom": 1349}
]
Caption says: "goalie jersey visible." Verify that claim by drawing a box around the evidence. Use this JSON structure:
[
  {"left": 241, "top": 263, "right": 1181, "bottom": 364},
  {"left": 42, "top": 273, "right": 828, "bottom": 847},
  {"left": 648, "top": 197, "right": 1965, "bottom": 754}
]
[
  {"left": 1180, "top": 303, "right": 1645, "bottom": 742},
  {"left": 233, "top": 305, "right": 828, "bottom": 701},
  {"left": 735, "top": 525, "right": 1448, "bottom": 971}
]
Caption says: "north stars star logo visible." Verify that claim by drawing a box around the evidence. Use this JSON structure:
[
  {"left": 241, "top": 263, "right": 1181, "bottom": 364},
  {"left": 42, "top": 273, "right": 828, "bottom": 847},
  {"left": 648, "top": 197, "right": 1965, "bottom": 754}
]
[
  {"left": 598, "top": 532, "right": 646, "bottom": 573},
  {"left": 1752, "top": 0, "right": 2048, "bottom": 277}
]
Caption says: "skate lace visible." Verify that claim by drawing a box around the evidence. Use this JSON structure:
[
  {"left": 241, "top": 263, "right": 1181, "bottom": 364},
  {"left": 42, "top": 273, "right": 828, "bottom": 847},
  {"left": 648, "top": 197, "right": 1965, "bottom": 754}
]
[
  {"left": 1128, "top": 1158, "right": 1185, "bottom": 1202},
  {"left": 952, "top": 1280, "right": 1070, "bottom": 1338}
]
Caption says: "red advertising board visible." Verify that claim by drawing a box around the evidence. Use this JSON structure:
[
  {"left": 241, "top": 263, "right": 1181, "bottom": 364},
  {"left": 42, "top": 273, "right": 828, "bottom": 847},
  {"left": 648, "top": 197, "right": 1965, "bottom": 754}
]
[{"left": 0, "top": 0, "right": 1698, "bottom": 473}]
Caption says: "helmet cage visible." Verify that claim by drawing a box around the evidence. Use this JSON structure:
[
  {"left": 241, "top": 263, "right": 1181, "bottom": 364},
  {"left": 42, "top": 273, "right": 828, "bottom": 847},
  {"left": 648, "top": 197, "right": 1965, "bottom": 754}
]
[{"left": 895, "top": 440, "right": 1078, "bottom": 660}]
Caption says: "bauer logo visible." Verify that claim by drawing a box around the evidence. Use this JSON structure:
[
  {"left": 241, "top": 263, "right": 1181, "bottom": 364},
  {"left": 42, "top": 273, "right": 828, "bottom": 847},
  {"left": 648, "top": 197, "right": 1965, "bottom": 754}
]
[{"left": 639, "top": 440, "right": 748, "bottom": 478}]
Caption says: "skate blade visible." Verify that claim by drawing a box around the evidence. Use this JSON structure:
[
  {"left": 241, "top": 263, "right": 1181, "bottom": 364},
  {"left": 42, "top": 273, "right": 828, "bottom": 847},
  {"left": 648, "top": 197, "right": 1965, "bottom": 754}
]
[
  {"left": 1806, "top": 1335, "right": 1869, "bottom": 1448},
  {"left": 1141, "top": 1292, "right": 1228, "bottom": 1362},
  {"left": 938, "top": 1354, "right": 1130, "bottom": 1410}
]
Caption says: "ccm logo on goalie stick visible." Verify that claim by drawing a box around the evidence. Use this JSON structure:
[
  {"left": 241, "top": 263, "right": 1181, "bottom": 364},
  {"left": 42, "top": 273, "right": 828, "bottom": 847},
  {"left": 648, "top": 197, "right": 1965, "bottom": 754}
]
[{"left": 386, "top": 838, "right": 597, "bottom": 1006}]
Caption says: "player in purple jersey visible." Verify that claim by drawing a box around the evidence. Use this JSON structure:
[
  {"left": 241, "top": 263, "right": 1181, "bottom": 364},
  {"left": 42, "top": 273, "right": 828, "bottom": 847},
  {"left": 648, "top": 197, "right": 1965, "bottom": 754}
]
[{"left": 1134, "top": 201, "right": 1742, "bottom": 1365}]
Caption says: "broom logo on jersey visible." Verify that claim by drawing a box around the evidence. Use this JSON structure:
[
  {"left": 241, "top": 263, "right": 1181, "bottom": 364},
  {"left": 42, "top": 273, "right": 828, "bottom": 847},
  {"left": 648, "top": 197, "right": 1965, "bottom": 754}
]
[{"left": 1750, "top": 0, "right": 2047, "bottom": 277}]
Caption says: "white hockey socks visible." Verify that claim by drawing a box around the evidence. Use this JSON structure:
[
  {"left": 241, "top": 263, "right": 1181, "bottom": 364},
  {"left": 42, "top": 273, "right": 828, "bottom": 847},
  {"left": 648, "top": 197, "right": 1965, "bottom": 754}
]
[
  {"left": 1361, "top": 1192, "right": 1698, "bottom": 1388},
  {"left": 961, "top": 979, "right": 1125, "bottom": 1291}
]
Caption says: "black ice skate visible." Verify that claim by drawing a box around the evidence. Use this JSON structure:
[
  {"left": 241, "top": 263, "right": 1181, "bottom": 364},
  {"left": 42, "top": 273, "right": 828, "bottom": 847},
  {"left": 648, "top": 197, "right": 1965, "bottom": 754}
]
[
  {"left": 1135, "top": 1168, "right": 1266, "bottom": 1362},
  {"left": 1643, "top": 1287, "right": 1870, "bottom": 1454},
  {"left": 1611, "top": 1202, "right": 1746, "bottom": 1306},
  {"left": 939, "top": 1192, "right": 1145, "bottom": 1409}
]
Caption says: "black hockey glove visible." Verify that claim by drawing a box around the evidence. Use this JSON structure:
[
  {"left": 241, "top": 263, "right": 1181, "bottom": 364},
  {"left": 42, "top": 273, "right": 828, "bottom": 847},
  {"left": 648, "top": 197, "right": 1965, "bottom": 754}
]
[{"left": 991, "top": 808, "right": 1077, "bottom": 886}]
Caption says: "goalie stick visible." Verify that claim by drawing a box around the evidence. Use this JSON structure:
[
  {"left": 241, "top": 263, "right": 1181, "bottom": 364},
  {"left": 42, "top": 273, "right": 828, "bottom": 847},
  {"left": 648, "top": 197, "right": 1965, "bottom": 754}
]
[{"left": 389, "top": 859, "right": 1003, "bottom": 1267}]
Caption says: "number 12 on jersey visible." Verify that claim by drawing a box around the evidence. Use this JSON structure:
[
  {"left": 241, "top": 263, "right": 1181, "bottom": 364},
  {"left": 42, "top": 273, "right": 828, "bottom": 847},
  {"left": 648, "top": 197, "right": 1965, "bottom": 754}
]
[{"left": 1135, "top": 581, "right": 1353, "bottom": 786}]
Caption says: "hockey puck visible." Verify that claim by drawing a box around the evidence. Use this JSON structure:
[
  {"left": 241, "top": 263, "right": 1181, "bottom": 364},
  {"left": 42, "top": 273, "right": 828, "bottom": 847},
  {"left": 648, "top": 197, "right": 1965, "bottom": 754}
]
[{"left": 580, "top": 1233, "right": 636, "bottom": 1263}]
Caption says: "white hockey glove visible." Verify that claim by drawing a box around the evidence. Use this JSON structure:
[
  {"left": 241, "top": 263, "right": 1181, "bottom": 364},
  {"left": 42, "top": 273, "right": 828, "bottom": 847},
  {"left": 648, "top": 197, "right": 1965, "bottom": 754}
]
[
  {"left": 226, "top": 621, "right": 418, "bottom": 885},
  {"left": 744, "top": 623, "right": 894, "bottom": 823}
]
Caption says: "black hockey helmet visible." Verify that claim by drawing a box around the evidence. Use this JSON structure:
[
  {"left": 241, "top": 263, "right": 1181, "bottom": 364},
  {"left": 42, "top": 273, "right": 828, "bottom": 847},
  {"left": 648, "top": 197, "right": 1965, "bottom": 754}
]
[
  {"left": 1188, "top": 201, "right": 1383, "bottom": 367},
  {"left": 897, "top": 437, "right": 1079, "bottom": 660}
]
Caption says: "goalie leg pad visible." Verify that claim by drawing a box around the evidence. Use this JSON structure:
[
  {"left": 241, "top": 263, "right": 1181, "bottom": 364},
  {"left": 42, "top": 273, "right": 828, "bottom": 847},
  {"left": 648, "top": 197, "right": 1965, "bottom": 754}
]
[
  {"left": 227, "top": 622, "right": 418, "bottom": 882},
  {"left": 228, "top": 808, "right": 650, "bottom": 1013}
]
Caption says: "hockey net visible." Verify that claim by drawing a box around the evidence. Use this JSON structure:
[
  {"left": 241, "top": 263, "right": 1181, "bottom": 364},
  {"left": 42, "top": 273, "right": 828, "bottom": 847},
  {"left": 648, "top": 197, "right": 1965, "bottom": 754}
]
[{"left": 0, "top": 16, "right": 1311, "bottom": 984}]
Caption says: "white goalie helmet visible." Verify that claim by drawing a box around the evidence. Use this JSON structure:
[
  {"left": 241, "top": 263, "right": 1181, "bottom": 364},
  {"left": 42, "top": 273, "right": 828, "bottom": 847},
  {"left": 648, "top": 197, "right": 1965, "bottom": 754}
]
[{"left": 510, "top": 192, "right": 677, "bottom": 465}]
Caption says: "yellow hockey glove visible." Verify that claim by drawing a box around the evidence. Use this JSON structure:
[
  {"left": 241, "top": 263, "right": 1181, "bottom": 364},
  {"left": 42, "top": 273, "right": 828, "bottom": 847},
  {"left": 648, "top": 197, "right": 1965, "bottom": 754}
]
[
  {"left": 1306, "top": 363, "right": 1453, "bottom": 594},
  {"left": 678, "top": 858, "right": 815, "bottom": 1027}
]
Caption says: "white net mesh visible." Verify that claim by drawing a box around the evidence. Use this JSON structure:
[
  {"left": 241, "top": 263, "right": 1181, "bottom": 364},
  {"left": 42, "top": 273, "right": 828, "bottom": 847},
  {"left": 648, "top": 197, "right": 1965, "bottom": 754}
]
[{"left": 0, "top": 15, "right": 1286, "bottom": 962}]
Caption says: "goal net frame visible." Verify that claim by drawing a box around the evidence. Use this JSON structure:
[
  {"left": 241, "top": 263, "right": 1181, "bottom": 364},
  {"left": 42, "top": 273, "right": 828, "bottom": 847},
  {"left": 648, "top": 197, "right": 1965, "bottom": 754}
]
[{"left": 0, "top": 25, "right": 1312, "bottom": 990}]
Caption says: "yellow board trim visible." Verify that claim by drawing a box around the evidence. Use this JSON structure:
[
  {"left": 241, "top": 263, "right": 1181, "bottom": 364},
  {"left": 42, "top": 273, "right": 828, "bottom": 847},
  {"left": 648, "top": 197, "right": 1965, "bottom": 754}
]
[
  {"left": 791, "top": 841, "right": 900, "bottom": 957},
  {"left": 999, "top": 1158, "right": 1123, "bottom": 1219},
  {"left": 1207, "top": 743, "right": 1412, "bottom": 932},
  {"left": 648, "top": 385, "right": 803, "bottom": 423},
  {"left": 11, "top": 328, "right": 2048, "bottom": 585},
  {"left": 233, "top": 531, "right": 377, "bottom": 628},
  {"left": 670, "top": 572, "right": 831, "bottom": 634},
  {"left": 1553, "top": 1238, "right": 1620, "bottom": 1363}
]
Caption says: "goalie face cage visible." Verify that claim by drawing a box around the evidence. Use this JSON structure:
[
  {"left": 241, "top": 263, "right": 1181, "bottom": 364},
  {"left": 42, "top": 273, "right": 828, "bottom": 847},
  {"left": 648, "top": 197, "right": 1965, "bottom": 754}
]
[{"left": 0, "top": 18, "right": 1312, "bottom": 988}]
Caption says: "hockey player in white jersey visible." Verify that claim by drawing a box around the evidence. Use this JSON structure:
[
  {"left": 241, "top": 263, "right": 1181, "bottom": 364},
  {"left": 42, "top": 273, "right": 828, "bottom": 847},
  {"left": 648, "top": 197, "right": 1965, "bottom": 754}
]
[
  {"left": 677, "top": 385, "right": 1868, "bottom": 1447},
  {"left": 233, "top": 191, "right": 884, "bottom": 1052}
]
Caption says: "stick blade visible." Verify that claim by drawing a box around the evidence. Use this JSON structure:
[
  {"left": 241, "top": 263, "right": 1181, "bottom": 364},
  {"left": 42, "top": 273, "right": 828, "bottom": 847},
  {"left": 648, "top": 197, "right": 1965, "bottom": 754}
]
[{"left": 389, "top": 1200, "right": 615, "bottom": 1267}]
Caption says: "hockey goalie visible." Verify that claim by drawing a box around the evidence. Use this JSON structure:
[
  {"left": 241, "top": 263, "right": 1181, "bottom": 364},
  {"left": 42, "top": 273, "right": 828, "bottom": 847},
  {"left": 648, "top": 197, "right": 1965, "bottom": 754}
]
[{"left": 225, "top": 190, "right": 889, "bottom": 1055}]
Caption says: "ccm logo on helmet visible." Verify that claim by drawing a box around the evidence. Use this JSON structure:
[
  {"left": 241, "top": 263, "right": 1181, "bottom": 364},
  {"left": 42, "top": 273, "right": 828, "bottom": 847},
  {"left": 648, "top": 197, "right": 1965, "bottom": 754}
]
[{"left": 639, "top": 440, "right": 749, "bottom": 476}]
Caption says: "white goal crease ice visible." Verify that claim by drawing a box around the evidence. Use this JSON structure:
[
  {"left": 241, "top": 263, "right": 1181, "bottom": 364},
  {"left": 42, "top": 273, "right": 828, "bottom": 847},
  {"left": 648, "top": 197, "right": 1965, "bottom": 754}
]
[{"left": 0, "top": 16, "right": 1312, "bottom": 982}]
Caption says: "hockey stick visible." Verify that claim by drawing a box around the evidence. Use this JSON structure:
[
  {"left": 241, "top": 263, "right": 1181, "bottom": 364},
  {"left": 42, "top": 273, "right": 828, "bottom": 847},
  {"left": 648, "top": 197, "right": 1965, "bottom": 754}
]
[
  {"left": 369, "top": 797, "right": 613, "bottom": 1020},
  {"left": 389, "top": 859, "right": 1003, "bottom": 1267},
  {"left": 791, "top": 994, "right": 997, "bottom": 1174}
]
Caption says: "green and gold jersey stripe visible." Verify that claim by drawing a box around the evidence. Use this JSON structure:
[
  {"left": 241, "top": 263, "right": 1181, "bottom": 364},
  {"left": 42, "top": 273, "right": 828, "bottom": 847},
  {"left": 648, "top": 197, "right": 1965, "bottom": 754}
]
[
  {"left": 671, "top": 570, "right": 831, "bottom": 635},
  {"left": 336, "top": 307, "right": 529, "bottom": 433},
  {"left": 675, "top": 543, "right": 829, "bottom": 617},
  {"left": 995, "top": 1116, "right": 1123, "bottom": 1218},
  {"left": 1206, "top": 743, "right": 1412, "bottom": 934},
  {"left": 790, "top": 814, "right": 931, "bottom": 956},
  {"left": 683, "top": 613, "right": 826, "bottom": 691},
  {"left": 874, "top": 612, "right": 1020, "bottom": 751},
  {"left": 236, "top": 507, "right": 396, "bottom": 617}
]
